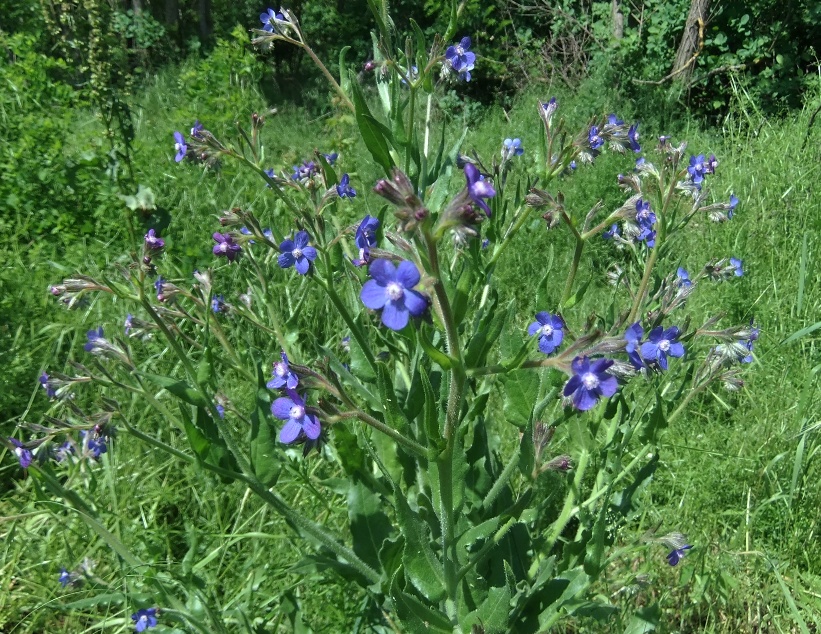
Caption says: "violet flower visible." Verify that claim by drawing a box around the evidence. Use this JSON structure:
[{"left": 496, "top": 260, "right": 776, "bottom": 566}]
[
  {"left": 271, "top": 390, "right": 321, "bottom": 444},
  {"left": 464, "top": 163, "right": 496, "bottom": 217},
  {"left": 212, "top": 233, "right": 242, "bottom": 262},
  {"left": 563, "top": 357, "right": 618, "bottom": 411},
  {"left": 360, "top": 259, "right": 427, "bottom": 331},
  {"left": 173, "top": 132, "right": 187, "bottom": 162},
  {"left": 267, "top": 351, "right": 299, "bottom": 390}
]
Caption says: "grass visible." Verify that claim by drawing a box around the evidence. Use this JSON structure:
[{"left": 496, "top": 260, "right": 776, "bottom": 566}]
[{"left": 2, "top": 49, "right": 821, "bottom": 633}]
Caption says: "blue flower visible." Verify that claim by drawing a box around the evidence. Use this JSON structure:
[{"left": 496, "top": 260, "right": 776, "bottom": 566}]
[
  {"left": 528, "top": 312, "right": 564, "bottom": 354},
  {"left": 291, "top": 161, "right": 318, "bottom": 181},
  {"left": 603, "top": 224, "right": 620, "bottom": 240},
  {"left": 730, "top": 257, "right": 744, "bottom": 277},
  {"left": 569, "top": 160, "right": 577, "bottom": 170},
  {"left": 640, "top": 326, "right": 685, "bottom": 370},
  {"left": 80, "top": 430, "right": 107, "bottom": 460},
  {"left": 39, "top": 372, "right": 57, "bottom": 398},
  {"left": 588, "top": 126, "right": 604, "bottom": 152},
  {"left": 705, "top": 153, "right": 718, "bottom": 174},
  {"left": 278, "top": 231, "right": 317, "bottom": 275},
  {"left": 687, "top": 154, "right": 706, "bottom": 187},
  {"left": 728, "top": 194, "right": 739, "bottom": 219},
  {"left": 131, "top": 607, "right": 159, "bottom": 632},
  {"left": 144, "top": 229, "right": 164, "bottom": 250},
  {"left": 667, "top": 544, "right": 692, "bottom": 566},
  {"left": 464, "top": 163, "right": 496, "bottom": 216},
  {"left": 211, "top": 295, "right": 227, "bottom": 314},
  {"left": 607, "top": 113, "right": 624, "bottom": 126},
  {"left": 9, "top": 438, "right": 33, "bottom": 468},
  {"left": 676, "top": 267, "right": 692, "bottom": 287},
  {"left": 84, "top": 327, "right": 105, "bottom": 353},
  {"left": 624, "top": 322, "right": 644, "bottom": 369},
  {"left": 336, "top": 173, "right": 356, "bottom": 198},
  {"left": 215, "top": 403, "right": 225, "bottom": 419},
  {"left": 212, "top": 232, "right": 242, "bottom": 262},
  {"left": 563, "top": 357, "right": 618, "bottom": 411},
  {"left": 352, "top": 215, "right": 379, "bottom": 267},
  {"left": 190, "top": 120, "right": 203, "bottom": 137},
  {"left": 267, "top": 351, "right": 299, "bottom": 390},
  {"left": 59, "top": 568, "right": 72, "bottom": 587},
  {"left": 502, "top": 138, "right": 523, "bottom": 160},
  {"left": 271, "top": 389, "right": 320, "bottom": 444},
  {"left": 445, "top": 36, "right": 476, "bottom": 81},
  {"left": 260, "top": 8, "right": 287, "bottom": 33},
  {"left": 628, "top": 124, "right": 641, "bottom": 153},
  {"left": 173, "top": 132, "right": 187, "bottom": 162},
  {"left": 360, "top": 259, "right": 428, "bottom": 331},
  {"left": 323, "top": 152, "right": 338, "bottom": 165},
  {"left": 264, "top": 168, "right": 276, "bottom": 187}
]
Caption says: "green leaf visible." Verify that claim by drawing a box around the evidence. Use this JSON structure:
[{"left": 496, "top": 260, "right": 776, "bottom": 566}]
[
  {"left": 195, "top": 347, "right": 213, "bottom": 388},
  {"left": 623, "top": 603, "right": 660, "bottom": 634},
  {"left": 391, "top": 588, "right": 453, "bottom": 633},
  {"left": 348, "top": 480, "right": 393, "bottom": 573},
  {"left": 139, "top": 372, "right": 208, "bottom": 408},
  {"left": 562, "top": 277, "right": 591, "bottom": 309},
  {"left": 250, "top": 364, "right": 280, "bottom": 486},
  {"left": 418, "top": 324, "right": 454, "bottom": 369},
  {"left": 419, "top": 366, "right": 441, "bottom": 442},
  {"left": 338, "top": 45, "right": 351, "bottom": 97},
  {"left": 500, "top": 370, "right": 540, "bottom": 429},
  {"left": 376, "top": 363, "right": 408, "bottom": 433},
  {"left": 395, "top": 493, "right": 445, "bottom": 602},
  {"left": 349, "top": 71, "right": 394, "bottom": 175}
]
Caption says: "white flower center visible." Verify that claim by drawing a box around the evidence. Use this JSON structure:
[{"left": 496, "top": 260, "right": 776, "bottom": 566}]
[
  {"left": 290, "top": 405, "right": 305, "bottom": 420},
  {"left": 219, "top": 243, "right": 228, "bottom": 252},
  {"left": 275, "top": 363, "right": 287, "bottom": 377},
  {"left": 581, "top": 372, "right": 599, "bottom": 390},
  {"left": 14, "top": 447, "right": 24, "bottom": 459},
  {"left": 175, "top": 142, "right": 183, "bottom": 152},
  {"left": 292, "top": 247, "right": 303, "bottom": 258},
  {"left": 541, "top": 324, "right": 554, "bottom": 337},
  {"left": 659, "top": 339, "right": 670, "bottom": 352},
  {"left": 386, "top": 282, "right": 404, "bottom": 301}
]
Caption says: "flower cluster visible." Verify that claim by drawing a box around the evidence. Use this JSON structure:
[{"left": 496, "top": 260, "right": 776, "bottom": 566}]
[
  {"left": 623, "top": 323, "right": 685, "bottom": 370},
  {"left": 444, "top": 36, "right": 475, "bottom": 81}
]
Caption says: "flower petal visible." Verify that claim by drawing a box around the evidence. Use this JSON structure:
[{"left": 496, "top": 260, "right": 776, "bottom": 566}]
[
  {"left": 278, "top": 252, "right": 295, "bottom": 269},
  {"left": 303, "top": 414, "right": 321, "bottom": 439},
  {"left": 361, "top": 280, "right": 388, "bottom": 309},
  {"left": 563, "top": 374, "right": 582, "bottom": 397},
  {"left": 528, "top": 321, "right": 542, "bottom": 336},
  {"left": 279, "top": 419, "right": 301, "bottom": 444},
  {"left": 369, "top": 258, "right": 395, "bottom": 285},
  {"left": 395, "top": 260, "right": 421, "bottom": 289},
  {"left": 295, "top": 256, "right": 310, "bottom": 275},
  {"left": 402, "top": 289, "right": 427, "bottom": 317},
  {"left": 381, "top": 301, "right": 409, "bottom": 331},
  {"left": 598, "top": 375, "right": 618, "bottom": 397},
  {"left": 271, "top": 397, "right": 295, "bottom": 420},
  {"left": 294, "top": 231, "right": 310, "bottom": 248},
  {"left": 573, "top": 388, "right": 598, "bottom": 411},
  {"left": 301, "top": 246, "right": 318, "bottom": 261}
]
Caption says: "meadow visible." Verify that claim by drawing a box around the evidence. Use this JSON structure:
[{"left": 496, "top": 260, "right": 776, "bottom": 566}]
[{"left": 2, "top": 18, "right": 821, "bottom": 634}]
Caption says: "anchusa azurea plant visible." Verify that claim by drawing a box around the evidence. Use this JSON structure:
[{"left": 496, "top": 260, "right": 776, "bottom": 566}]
[{"left": 13, "top": 3, "right": 758, "bottom": 632}]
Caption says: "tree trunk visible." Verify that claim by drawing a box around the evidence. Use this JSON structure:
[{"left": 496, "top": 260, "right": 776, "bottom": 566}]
[
  {"left": 198, "top": 0, "right": 212, "bottom": 41},
  {"left": 673, "top": 0, "right": 709, "bottom": 83},
  {"left": 164, "top": 0, "right": 179, "bottom": 26},
  {"left": 612, "top": 0, "right": 624, "bottom": 40}
]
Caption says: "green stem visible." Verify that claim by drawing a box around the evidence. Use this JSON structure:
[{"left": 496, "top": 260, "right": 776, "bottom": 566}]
[
  {"left": 482, "top": 446, "right": 520, "bottom": 511},
  {"left": 467, "top": 357, "right": 563, "bottom": 376},
  {"left": 300, "top": 43, "right": 355, "bottom": 112},
  {"left": 315, "top": 275, "right": 378, "bottom": 376},
  {"left": 487, "top": 204, "right": 534, "bottom": 268},
  {"left": 405, "top": 86, "right": 416, "bottom": 177},
  {"left": 335, "top": 410, "right": 428, "bottom": 458},
  {"left": 143, "top": 299, "right": 381, "bottom": 585},
  {"left": 561, "top": 234, "right": 586, "bottom": 307}
]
